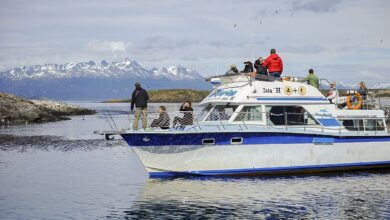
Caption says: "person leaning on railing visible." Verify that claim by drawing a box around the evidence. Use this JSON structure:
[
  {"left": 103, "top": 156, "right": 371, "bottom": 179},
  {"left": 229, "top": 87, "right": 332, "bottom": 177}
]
[
  {"left": 358, "top": 81, "right": 368, "bottom": 100},
  {"left": 150, "top": 106, "right": 170, "bottom": 129},
  {"left": 302, "top": 68, "right": 319, "bottom": 89},
  {"left": 326, "top": 82, "right": 339, "bottom": 104},
  {"left": 173, "top": 101, "right": 194, "bottom": 127}
]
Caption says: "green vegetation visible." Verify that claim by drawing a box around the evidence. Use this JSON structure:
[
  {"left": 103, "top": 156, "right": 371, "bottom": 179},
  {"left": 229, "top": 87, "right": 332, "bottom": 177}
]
[{"left": 104, "top": 89, "right": 211, "bottom": 103}]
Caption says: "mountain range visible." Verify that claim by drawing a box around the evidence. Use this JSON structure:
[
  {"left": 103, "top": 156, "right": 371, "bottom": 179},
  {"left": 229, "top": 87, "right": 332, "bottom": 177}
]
[{"left": 0, "top": 59, "right": 211, "bottom": 100}]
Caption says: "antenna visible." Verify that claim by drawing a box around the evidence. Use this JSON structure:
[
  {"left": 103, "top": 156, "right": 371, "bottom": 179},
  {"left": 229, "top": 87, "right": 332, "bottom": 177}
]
[{"left": 251, "top": 32, "right": 254, "bottom": 62}]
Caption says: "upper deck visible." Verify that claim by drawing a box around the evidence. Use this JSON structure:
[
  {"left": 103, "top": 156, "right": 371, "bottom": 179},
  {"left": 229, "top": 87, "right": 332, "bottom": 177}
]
[
  {"left": 202, "top": 75, "right": 328, "bottom": 106},
  {"left": 98, "top": 73, "right": 389, "bottom": 139}
]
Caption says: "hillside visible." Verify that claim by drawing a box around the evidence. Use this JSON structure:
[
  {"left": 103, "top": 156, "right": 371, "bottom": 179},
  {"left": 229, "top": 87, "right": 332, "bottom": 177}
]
[{"left": 104, "top": 89, "right": 211, "bottom": 103}]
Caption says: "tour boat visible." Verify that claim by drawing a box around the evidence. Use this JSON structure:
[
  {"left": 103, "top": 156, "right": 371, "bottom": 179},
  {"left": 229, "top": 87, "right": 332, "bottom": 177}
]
[{"left": 100, "top": 74, "right": 390, "bottom": 177}]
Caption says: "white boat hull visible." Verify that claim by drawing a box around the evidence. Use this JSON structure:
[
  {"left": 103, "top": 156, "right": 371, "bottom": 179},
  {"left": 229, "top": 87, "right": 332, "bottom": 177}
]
[{"left": 131, "top": 142, "right": 390, "bottom": 177}]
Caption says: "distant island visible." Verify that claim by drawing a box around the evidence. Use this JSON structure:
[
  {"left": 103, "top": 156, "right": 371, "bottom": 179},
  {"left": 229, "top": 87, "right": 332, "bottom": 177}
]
[
  {"left": 367, "top": 89, "right": 390, "bottom": 98},
  {"left": 103, "top": 89, "right": 211, "bottom": 103},
  {"left": 104, "top": 88, "right": 390, "bottom": 104},
  {"left": 0, "top": 93, "right": 95, "bottom": 125},
  {"left": 327, "top": 89, "right": 390, "bottom": 97}
]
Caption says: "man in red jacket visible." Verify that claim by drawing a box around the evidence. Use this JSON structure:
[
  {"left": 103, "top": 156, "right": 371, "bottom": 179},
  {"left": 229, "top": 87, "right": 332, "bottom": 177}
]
[{"left": 262, "top": 48, "right": 283, "bottom": 78}]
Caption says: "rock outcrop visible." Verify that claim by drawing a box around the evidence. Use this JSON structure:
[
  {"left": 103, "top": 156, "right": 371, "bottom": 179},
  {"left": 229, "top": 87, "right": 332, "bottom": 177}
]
[{"left": 0, "top": 93, "right": 95, "bottom": 125}]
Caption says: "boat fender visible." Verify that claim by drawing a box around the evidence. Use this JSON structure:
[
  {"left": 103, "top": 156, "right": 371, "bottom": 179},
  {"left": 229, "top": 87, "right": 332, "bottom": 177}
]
[{"left": 346, "top": 92, "right": 363, "bottom": 110}]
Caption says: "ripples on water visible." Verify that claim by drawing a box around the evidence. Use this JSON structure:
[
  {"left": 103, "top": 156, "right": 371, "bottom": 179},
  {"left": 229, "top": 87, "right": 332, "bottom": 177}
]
[
  {"left": 118, "top": 174, "right": 390, "bottom": 219},
  {"left": 1, "top": 102, "right": 390, "bottom": 219}
]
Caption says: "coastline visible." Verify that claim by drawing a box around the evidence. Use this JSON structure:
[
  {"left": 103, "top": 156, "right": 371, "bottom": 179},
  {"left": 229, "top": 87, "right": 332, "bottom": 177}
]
[
  {"left": 0, "top": 93, "right": 96, "bottom": 126},
  {"left": 103, "top": 89, "right": 211, "bottom": 103}
]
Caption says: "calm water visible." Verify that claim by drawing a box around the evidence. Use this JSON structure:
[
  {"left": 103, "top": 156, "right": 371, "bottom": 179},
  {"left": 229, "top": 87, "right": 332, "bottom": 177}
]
[{"left": 1, "top": 102, "right": 390, "bottom": 219}]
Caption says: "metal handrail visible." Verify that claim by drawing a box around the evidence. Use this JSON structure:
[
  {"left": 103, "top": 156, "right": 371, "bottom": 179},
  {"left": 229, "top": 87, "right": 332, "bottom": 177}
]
[{"left": 100, "top": 109, "right": 388, "bottom": 136}]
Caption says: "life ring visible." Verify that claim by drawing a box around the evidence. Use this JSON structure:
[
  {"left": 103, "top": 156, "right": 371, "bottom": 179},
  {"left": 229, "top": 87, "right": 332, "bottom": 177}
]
[{"left": 346, "top": 92, "right": 362, "bottom": 110}]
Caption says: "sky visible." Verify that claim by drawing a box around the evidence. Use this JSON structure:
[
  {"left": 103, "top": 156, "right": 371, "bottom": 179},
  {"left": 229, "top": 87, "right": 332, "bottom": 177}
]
[{"left": 0, "top": 0, "right": 389, "bottom": 86}]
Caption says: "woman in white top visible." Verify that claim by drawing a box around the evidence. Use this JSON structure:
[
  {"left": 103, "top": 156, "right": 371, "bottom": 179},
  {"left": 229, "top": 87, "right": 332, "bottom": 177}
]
[{"left": 326, "top": 82, "right": 339, "bottom": 104}]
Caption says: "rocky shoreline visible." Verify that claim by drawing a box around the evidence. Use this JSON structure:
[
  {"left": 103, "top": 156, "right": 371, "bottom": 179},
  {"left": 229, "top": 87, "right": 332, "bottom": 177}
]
[{"left": 0, "top": 93, "right": 95, "bottom": 125}]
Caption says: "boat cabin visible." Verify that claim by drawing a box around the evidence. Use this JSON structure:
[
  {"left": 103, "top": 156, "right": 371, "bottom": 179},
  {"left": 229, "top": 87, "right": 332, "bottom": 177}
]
[{"left": 199, "top": 74, "right": 387, "bottom": 135}]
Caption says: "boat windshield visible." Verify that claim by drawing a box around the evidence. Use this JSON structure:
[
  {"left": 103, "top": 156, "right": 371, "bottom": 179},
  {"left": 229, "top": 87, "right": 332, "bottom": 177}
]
[
  {"left": 197, "top": 104, "right": 214, "bottom": 121},
  {"left": 205, "top": 105, "right": 238, "bottom": 121}
]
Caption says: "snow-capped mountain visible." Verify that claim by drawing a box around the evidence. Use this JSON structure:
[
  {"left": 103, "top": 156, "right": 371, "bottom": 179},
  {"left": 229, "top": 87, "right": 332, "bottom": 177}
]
[
  {"left": 0, "top": 58, "right": 203, "bottom": 81},
  {"left": 0, "top": 59, "right": 210, "bottom": 100},
  {"left": 371, "top": 84, "right": 390, "bottom": 89}
]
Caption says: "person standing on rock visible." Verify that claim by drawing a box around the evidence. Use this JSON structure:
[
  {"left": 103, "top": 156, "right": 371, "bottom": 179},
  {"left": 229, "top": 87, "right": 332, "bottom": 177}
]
[{"left": 131, "top": 82, "right": 149, "bottom": 130}]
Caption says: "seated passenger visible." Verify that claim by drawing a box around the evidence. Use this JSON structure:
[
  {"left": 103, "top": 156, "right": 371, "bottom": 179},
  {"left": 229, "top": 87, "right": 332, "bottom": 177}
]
[
  {"left": 326, "top": 82, "right": 339, "bottom": 104},
  {"left": 262, "top": 48, "right": 283, "bottom": 78},
  {"left": 173, "top": 101, "right": 193, "bottom": 127},
  {"left": 225, "top": 64, "right": 239, "bottom": 75},
  {"left": 150, "top": 106, "right": 170, "bottom": 129},
  {"left": 241, "top": 61, "right": 254, "bottom": 73},
  {"left": 254, "top": 57, "right": 268, "bottom": 75},
  {"left": 209, "top": 107, "right": 229, "bottom": 121}
]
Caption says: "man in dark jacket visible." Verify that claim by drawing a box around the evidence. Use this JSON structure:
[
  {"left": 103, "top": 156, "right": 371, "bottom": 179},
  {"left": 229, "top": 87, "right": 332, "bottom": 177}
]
[
  {"left": 241, "top": 61, "right": 254, "bottom": 73},
  {"left": 262, "top": 48, "right": 283, "bottom": 78},
  {"left": 131, "top": 82, "right": 149, "bottom": 130}
]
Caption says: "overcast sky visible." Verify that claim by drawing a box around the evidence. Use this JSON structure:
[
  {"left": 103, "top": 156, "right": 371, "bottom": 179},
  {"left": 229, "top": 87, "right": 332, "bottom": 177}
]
[{"left": 0, "top": 0, "right": 389, "bottom": 86}]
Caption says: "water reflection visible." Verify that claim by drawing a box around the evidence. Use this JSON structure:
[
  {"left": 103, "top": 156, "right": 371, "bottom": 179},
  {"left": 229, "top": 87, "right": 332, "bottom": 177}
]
[{"left": 116, "top": 174, "right": 390, "bottom": 219}]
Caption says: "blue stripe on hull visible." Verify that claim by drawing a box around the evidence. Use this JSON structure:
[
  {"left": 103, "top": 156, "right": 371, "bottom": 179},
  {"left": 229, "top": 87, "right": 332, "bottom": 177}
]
[
  {"left": 121, "top": 132, "right": 390, "bottom": 147},
  {"left": 149, "top": 161, "right": 390, "bottom": 178}
]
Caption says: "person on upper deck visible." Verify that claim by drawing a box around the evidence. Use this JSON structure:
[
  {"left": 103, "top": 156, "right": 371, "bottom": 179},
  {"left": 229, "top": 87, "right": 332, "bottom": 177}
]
[
  {"left": 262, "top": 48, "right": 283, "bottom": 78},
  {"left": 254, "top": 57, "right": 268, "bottom": 75},
  {"left": 326, "top": 82, "right": 339, "bottom": 104},
  {"left": 241, "top": 61, "right": 254, "bottom": 73},
  {"left": 173, "top": 101, "right": 193, "bottom": 127},
  {"left": 225, "top": 64, "right": 239, "bottom": 75},
  {"left": 302, "top": 68, "right": 319, "bottom": 89},
  {"left": 358, "top": 81, "right": 368, "bottom": 100},
  {"left": 150, "top": 106, "right": 170, "bottom": 129}
]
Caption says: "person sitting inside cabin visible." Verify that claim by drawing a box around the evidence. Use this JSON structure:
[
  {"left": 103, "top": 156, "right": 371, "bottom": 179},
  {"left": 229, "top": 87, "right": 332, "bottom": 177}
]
[
  {"left": 150, "top": 106, "right": 170, "bottom": 129},
  {"left": 209, "top": 106, "right": 229, "bottom": 121},
  {"left": 326, "top": 82, "right": 339, "bottom": 104},
  {"left": 173, "top": 101, "right": 193, "bottom": 127},
  {"left": 225, "top": 64, "right": 239, "bottom": 75},
  {"left": 358, "top": 81, "right": 368, "bottom": 100},
  {"left": 241, "top": 61, "right": 254, "bottom": 73},
  {"left": 262, "top": 48, "right": 283, "bottom": 78},
  {"left": 302, "top": 68, "right": 319, "bottom": 89},
  {"left": 254, "top": 57, "right": 268, "bottom": 75}
]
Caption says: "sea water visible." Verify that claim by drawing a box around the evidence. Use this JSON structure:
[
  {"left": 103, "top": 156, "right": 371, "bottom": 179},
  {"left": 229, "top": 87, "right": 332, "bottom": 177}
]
[{"left": 0, "top": 102, "right": 389, "bottom": 219}]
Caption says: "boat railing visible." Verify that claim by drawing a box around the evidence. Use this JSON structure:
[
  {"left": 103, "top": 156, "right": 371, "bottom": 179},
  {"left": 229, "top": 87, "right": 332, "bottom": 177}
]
[{"left": 101, "top": 110, "right": 388, "bottom": 136}]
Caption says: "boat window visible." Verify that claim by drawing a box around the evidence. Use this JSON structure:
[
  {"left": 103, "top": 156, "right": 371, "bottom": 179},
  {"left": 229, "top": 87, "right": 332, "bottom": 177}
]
[
  {"left": 202, "top": 138, "right": 215, "bottom": 145},
  {"left": 342, "top": 119, "right": 385, "bottom": 131},
  {"left": 341, "top": 120, "right": 361, "bottom": 131},
  {"left": 265, "top": 106, "right": 319, "bottom": 126},
  {"left": 197, "top": 104, "right": 214, "bottom": 121},
  {"left": 230, "top": 137, "right": 243, "bottom": 144},
  {"left": 235, "top": 106, "right": 263, "bottom": 121},
  {"left": 206, "top": 105, "right": 237, "bottom": 121}
]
